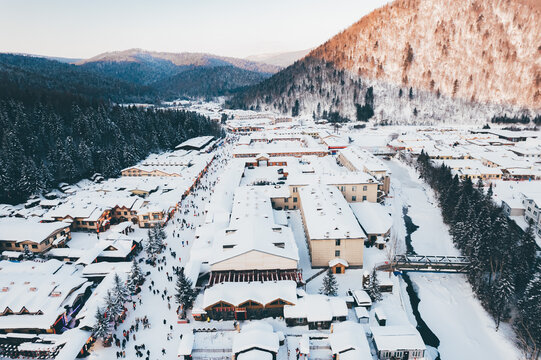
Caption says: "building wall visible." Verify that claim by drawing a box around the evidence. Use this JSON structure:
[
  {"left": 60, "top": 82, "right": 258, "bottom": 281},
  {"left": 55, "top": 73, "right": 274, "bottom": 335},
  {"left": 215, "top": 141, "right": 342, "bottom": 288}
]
[
  {"left": 333, "top": 183, "right": 379, "bottom": 203},
  {"left": 309, "top": 238, "right": 364, "bottom": 267},
  {"left": 0, "top": 226, "right": 71, "bottom": 254},
  {"left": 211, "top": 250, "right": 298, "bottom": 271},
  {"left": 137, "top": 211, "right": 165, "bottom": 228}
]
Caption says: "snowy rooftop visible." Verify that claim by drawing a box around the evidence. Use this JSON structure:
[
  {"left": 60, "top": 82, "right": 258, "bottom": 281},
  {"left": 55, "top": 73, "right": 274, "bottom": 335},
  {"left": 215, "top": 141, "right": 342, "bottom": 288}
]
[
  {"left": 329, "top": 321, "right": 372, "bottom": 358},
  {"left": 175, "top": 135, "right": 214, "bottom": 149},
  {"left": 0, "top": 260, "right": 88, "bottom": 330},
  {"left": 350, "top": 202, "right": 393, "bottom": 235},
  {"left": 232, "top": 321, "right": 279, "bottom": 355},
  {"left": 371, "top": 325, "right": 426, "bottom": 352},
  {"left": 209, "top": 186, "right": 299, "bottom": 267},
  {"left": 298, "top": 185, "right": 366, "bottom": 240},
  {"left": 0, "top": 218, "right": 69, "bottom": 243},
  {"left": 283, "top": 294, "right": 348, "bottom": 322}
]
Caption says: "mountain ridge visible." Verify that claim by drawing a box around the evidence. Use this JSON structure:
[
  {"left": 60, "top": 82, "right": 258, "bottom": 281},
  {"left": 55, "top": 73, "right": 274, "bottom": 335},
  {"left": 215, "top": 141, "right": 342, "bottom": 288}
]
[{"left": 228, "top": 0, "right": 541, "bottom": 123}]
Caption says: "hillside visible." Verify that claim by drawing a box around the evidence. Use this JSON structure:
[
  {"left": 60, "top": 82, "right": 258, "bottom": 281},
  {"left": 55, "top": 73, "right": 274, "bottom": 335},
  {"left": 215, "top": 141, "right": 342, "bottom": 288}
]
[
  {"left": 77, "top": 49, "right": 280, "bottom": 85},
  {"left": 152, "top": 66, "right": 271, "bottom": 97},
  {"left": 0, "top": 54, "right": 222, "bottom": 204},
  {"left": 0, "top": 53, "right": 151, "bottom": 105},
  {"left": 228, "top": 0, "right": 541, "bottom": 124}
]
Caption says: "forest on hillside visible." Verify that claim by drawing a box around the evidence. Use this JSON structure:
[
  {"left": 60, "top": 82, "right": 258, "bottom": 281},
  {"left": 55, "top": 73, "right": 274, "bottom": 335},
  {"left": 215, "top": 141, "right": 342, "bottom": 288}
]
[
  {"left": 0, "top": 54, "right": 223, "bottom": 204},
  {"left": 416, "top": 152, "right": 540, "bottom": 358}
]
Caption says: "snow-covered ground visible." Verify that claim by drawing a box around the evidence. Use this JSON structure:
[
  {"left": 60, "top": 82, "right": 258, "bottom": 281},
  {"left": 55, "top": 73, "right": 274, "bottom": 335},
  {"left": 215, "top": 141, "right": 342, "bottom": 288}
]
[
  {"left": 386, "top": 158, "right": 521, "bottom": 360},
  {"left": 87, "top": 144, "right": 234, "bottom": 359}
]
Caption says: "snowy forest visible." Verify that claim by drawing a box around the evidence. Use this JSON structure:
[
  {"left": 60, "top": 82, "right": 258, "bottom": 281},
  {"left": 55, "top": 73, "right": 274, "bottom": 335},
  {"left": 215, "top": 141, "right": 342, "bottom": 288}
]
[
  {"left": 416, "top": 152, "right": 540, "bottom": 358},
  {"left": 0, "top": 54, "right": 223, "bottom": 204},
  {"left": 226, "top": 56, "right": 539, "bottom": 125}
]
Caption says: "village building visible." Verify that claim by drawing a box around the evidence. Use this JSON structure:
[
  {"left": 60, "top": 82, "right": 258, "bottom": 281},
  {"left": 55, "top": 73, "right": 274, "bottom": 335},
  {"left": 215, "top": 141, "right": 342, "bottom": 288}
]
[
  {"left": 0, "top": 218, "right": 71, "bottom": 254},
  {"left": 283, "top": 294, "right": 348, "bottom": 330},
  {"left": 329, "top": 321, "right": 372, "bottom": 359},
  {"left": 371, "top": 325, "right": 426, "bottom": 360},
  {"left": 0, "top": 260, "right": 90, "bottom": 334},
  {"left": 350, "top": 202, "right": 393, "bottom": 247},
  {"left": 195, "top": 280, "right": 297, "bottom": 321},
  {"left": 298, "top": 185, "right": 366, "bottom": 267},
  {"left": 232, "top": 321, "right": 279, "bottom": 360},
  {"left": 175, "top": 135, "right": 214, "bottom": 151}
]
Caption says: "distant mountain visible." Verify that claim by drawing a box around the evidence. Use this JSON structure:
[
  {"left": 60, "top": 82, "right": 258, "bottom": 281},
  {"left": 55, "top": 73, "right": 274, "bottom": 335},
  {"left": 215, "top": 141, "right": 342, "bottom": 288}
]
[
  {"left": 152, "top": 66, "right": 271, "bottom": 97},
  {"left": 0, "top": 53, "right": 150, "bottom": 105},
  {"left": 229, "top": 0, "right": 541, "bottom": 124},
  {"left": 245, "top": 49, "right": 311, "bottom": 67},
  {"left": 77, "top": 49, "right": 281, "bottom": 85}
]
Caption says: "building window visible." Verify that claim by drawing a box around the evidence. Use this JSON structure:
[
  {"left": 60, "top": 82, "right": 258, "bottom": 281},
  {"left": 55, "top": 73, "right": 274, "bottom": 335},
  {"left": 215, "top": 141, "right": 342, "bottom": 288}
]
[
  {"left": 32, "top": 245, "right": 38, "bottom": 249},
  {"left": 285, "top": 198, "right": 289, "bottom": 203},
  {"left": 352, "top": 196, "right": 357, "bottom": 201},
  {"left": 363, "top": 185, "right": 368, "bottom": 191},
  {"left": 293, "top": 197, "right": 298, "bottom": 203},
  {"left": 335, "top": 239, "right": 341, "bottom": 246},
  {"left": 285, "top": 206, "right": 289, "bottom": 210},
  {"left": 362, "top": 196, "right": 367, "bottom": 201},
  {"left": 293, "top": 187, "right": 298, "bottom": 193},
  {"left": 352, "top": 186, "right": 356, "bottom": 191},
  {"left": 335, "top": 250, "right": 340, "bottom": 257}
]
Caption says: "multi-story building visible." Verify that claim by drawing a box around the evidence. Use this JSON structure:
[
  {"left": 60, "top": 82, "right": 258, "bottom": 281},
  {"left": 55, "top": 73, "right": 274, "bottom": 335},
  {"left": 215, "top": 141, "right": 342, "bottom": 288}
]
[{"left": 298, "top": 185, "right": 366, "bottom": 268}]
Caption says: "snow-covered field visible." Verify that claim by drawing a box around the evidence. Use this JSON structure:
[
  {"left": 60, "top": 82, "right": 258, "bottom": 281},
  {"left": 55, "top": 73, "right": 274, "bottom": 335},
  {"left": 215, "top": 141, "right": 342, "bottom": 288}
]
[{"left": 386, "top": 159, "right": 521, "bottom": 360}]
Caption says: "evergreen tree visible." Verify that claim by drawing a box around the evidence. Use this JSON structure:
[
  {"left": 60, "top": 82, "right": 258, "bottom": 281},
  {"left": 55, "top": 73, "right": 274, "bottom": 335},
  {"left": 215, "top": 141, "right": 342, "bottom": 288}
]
[
  {"left": 514, "top": 224, "right": 537, "bottom": 292},
  {"left": 175, "top": 270, "right": 196, "bottom": 311},
  {"left": 105, "top": 290, "right": 123, "bottom": 321},
  {"left": 491, "top": 271, "right": 514, "bottom": 330},
  {"left": 127, "top": 259, "right": 144, "bottom": 294},
  {"left": 92, "top": 307, "right": 111, "bottom": 343},
  {"left": 365, "top": 269, "right": 382, "bottom": 301},
  {"left": 319, "top": 269, "right": 338, "bottom": 296},
  {"left": 514, "top": 265, "right": 541, "bottom": 359},
  {"left": 112, "top": 273, "right": 129, "bottom": 304}
]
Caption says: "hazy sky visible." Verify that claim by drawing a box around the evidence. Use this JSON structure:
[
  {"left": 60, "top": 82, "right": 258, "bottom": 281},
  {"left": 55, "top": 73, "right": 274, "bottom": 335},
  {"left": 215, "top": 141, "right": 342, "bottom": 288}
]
[{"left": 0, "top": 0, "right": 391, "bottom": 59}]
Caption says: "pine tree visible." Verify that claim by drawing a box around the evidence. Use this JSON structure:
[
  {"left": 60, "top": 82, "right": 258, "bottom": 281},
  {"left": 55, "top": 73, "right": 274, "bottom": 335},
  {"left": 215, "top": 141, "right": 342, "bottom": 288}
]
[
  {"left": 175, "top": 270, "right": 196, "bottom": 311},
  {"left": 492, "top": 271, "right": 514, "bottom": 330},
  {"left": 105, "top": 290, "right": 123, "bottom": 321},
  {"left": 127, "top": 259, "right": 144, "bottom": 294},
  {"left": 514, "top": 224, "right": 537, "bottom": 292},
  {"left": 319, "top": 269, "right": 338, "bottom": 296},
  {"left": 514, "top": 265, "right": 541, "bottom": 359},
  {"left": 93, "top": 307, "right": 111, "bottom": 343},
  {"left": 112, "top": 273, "right": 129, "bottom": 304},
  {"left": 365, "top": 269, "right": 382, "bottom": 301}
]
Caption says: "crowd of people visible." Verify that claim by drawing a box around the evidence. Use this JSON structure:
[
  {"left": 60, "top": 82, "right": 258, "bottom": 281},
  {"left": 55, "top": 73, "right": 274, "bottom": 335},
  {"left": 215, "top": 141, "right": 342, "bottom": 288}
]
[{"left": 91, "top": 141, "right": 233, "bottom": 359}]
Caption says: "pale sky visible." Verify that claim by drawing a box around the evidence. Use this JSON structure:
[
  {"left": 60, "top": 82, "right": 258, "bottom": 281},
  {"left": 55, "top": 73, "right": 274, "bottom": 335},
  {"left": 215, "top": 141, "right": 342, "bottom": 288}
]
[{"left": 0, "top": 0, "right": 391, "bottom": 59}]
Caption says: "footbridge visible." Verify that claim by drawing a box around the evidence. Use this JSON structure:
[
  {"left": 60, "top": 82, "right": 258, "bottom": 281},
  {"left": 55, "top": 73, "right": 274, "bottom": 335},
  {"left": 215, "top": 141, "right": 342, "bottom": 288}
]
[{"left": 378, "top": 254, "right": 471, "bottom": 273}]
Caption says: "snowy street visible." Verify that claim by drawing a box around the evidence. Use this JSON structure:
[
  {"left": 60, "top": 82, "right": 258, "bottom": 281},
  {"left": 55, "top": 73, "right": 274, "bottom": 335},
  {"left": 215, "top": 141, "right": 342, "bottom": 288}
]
[
  {"left": 87, "top": 144, "right": 233, "bottom": 359},
  {"left": 385, "top": 159, "right": 521, "bottom": 360}
]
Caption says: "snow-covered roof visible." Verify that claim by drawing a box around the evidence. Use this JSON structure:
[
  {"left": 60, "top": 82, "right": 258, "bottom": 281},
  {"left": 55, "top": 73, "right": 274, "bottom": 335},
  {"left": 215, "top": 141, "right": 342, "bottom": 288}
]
[
  {"left": 330, "top": 321, "right": 372, "bottom": 358},
  {"left": 232, "top": 321, "right": 279, "bottom": 355},
  {"left": 175, "top": 135, "right": 214, "bottom": 150},
  {"left": 0, "top": 260, "right": 88, "bottom": 330},
  {"left": 298, "top": 185, "right": 366, "bottom": 240},
  {"left": 371, "top": 325, "right": 426, "bottom": 352},
  {"left": 0, "top": 218, "right": 69, "bottom": 244},
  {"left": 350, "top": 202, "right": 392, "bottom": 235},
  {"left": 354, "top": 306, "right": 369, "bottom": 319},
  {"left": 352, "top": 290, "right": 372, "bottom": 307},
  {"left": 177, "top": 330, "right": 195, "bottom": 356},
  {"left": 202, "top": 280, "right": 297, "bottom": 309},
  {"left": 329, "top": 258, "right": 349, "bottom": 267},
  {"left": 209, "top": 187, "right": 298, "bottom": 269},
  {"left": 81, "top": 261, "right": 131, "bottom": 278},
  {"left": 283, "top": 294, "right": 347, "bottom": 322}
]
